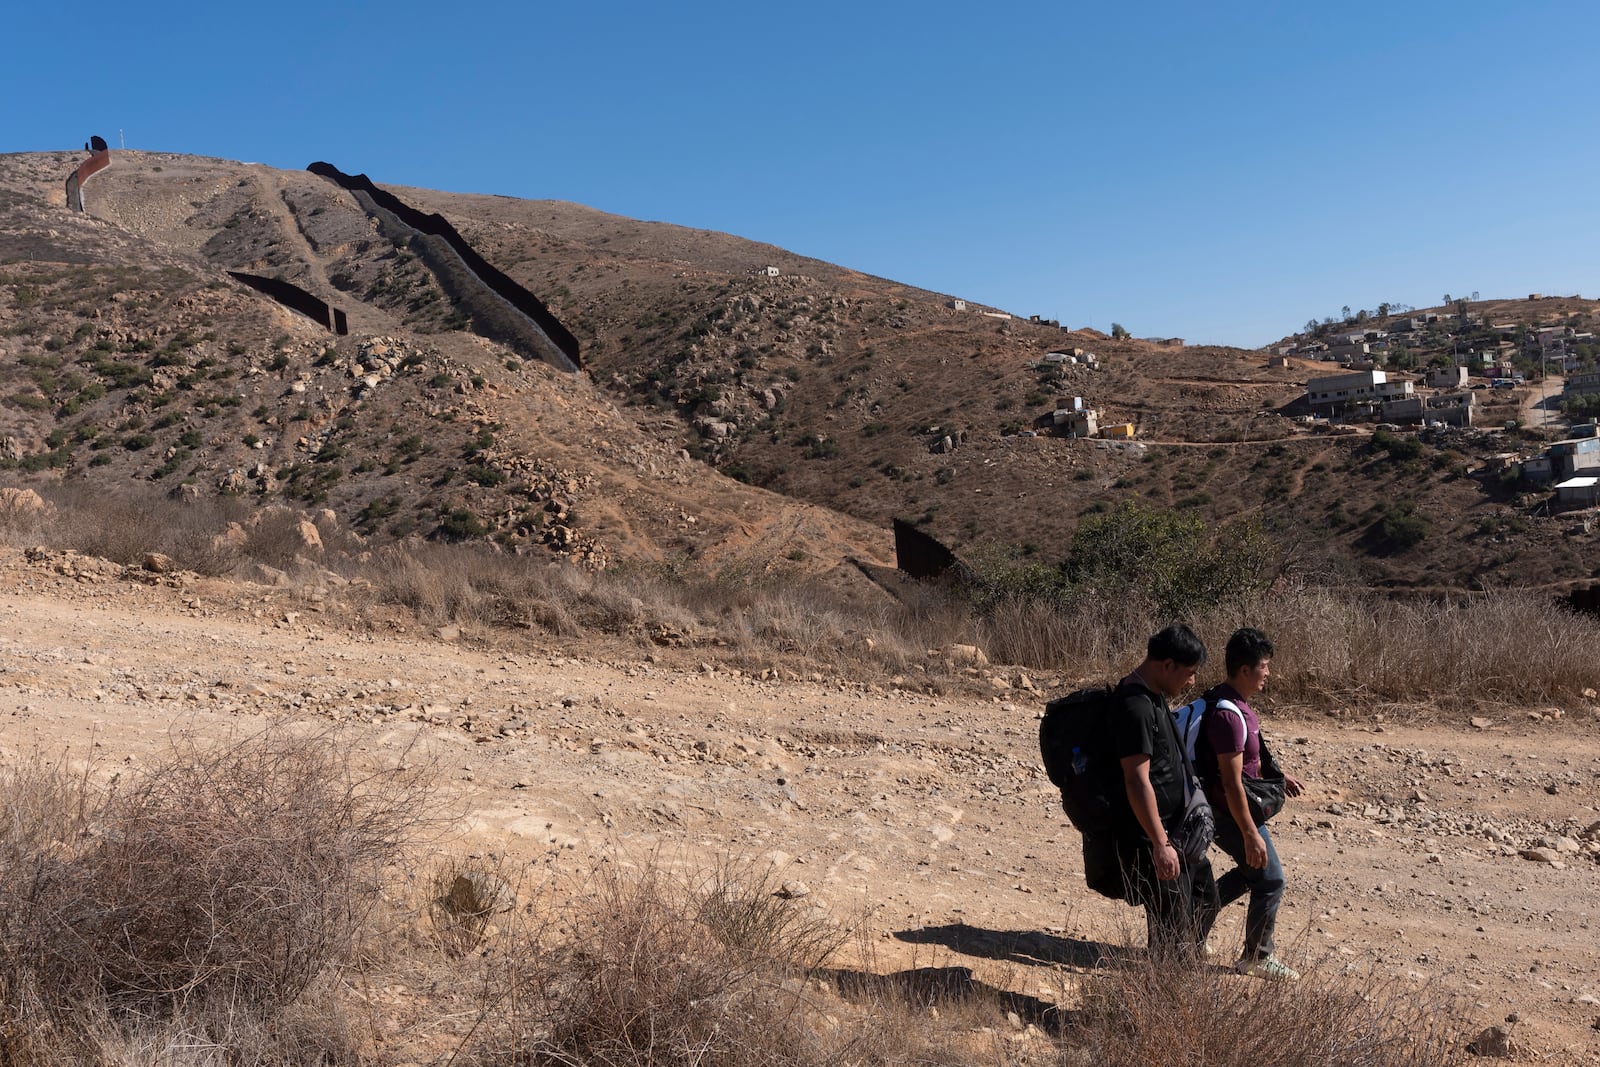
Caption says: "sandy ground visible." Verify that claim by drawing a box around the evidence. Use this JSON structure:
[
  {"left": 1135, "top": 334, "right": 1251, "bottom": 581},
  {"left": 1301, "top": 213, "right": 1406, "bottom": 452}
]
[{"left": 2, "top": 546, "right": 1598, "bottom": 1062}]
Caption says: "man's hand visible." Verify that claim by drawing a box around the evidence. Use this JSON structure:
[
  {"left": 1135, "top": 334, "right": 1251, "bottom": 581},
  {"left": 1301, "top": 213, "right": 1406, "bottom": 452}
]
[
  {"left": 1244, "top": 828, "right": 1268, "bottom": 869},
  {"left": 1153, "top": 840, "right": 1180, "bottom": 881},
  {"left": 1285, "top": 773, "right": 1305, "bottom": 799}
]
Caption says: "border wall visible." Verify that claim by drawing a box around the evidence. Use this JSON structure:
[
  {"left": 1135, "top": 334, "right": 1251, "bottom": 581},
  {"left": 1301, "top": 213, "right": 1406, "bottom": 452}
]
[
  {"left": 227, "top": 272, "right": 349, "bottom": 334},
  {"left": 65, "top": 137, "right": 112, "bottom": 212},
  {"left": 307, "top": 161, "right": 580, "bottom": 372},
  {"left": 893, "top": 517, "right": 973, "bottom": 582}
]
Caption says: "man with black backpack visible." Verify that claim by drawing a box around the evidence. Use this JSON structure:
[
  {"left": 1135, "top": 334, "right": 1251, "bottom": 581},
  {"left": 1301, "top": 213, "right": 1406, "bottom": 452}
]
[
  {"left": 1105, "top": 623, "right": 1220, "bottom": 958},
  {"left": 1194, "top": 627, "right": 1305, "bottom": 981}
]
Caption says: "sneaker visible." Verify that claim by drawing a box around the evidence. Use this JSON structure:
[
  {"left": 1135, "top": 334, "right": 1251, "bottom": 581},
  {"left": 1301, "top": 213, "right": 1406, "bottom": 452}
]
[{"left": 1235, "top": 954, "right": 1300, "bottom": 981}]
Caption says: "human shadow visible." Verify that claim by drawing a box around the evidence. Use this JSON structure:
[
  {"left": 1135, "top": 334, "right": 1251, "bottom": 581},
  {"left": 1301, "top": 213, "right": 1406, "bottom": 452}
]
[
  {"left": 892, "top": 922, "right": 1132, "bottom": 970},
  {"left": 816, "top": 964, "right": 1071, "bottom": 1030}
]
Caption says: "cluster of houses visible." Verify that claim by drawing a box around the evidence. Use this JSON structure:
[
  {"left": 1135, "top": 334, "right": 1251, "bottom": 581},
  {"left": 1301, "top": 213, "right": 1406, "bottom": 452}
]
[
  {"left": 1482, "top": 429, "right": 1600, "bottom": 506},
  {"left": 1279, "top": 318, "right": 1594, "bottom": 376}
]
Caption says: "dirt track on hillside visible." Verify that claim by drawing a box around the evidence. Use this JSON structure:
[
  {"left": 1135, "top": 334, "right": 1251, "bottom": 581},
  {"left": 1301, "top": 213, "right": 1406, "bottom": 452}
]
[{"left": 2, "top": 548, "right": 1598, "bottom": 1062}]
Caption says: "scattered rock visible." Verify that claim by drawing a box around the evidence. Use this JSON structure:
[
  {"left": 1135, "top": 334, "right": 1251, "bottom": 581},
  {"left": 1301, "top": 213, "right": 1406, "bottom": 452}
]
[
  {"left": 1518, "top": 848, "right": 1564, "bottom": 867},
  {"left": 776, "top": 880, "right": 811, "bottom": 900},
  {"left": 440, "top": 870, "right": 516, "bottom": 916},
  {"left": 1466, "top": 1025, "right": 1517, "bottom": 1058},
  {"left": 944, "top": 644, "right": 989, "bottom": 668}
]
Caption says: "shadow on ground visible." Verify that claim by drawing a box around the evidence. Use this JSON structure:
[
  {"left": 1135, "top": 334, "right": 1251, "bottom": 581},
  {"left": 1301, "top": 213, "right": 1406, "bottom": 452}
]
[
  {"left": 817, "top": 964, "right": 1070, "bottom": 1030},
  {"left": 893, "top": 922, "right": 1131, "bottom": 970}
]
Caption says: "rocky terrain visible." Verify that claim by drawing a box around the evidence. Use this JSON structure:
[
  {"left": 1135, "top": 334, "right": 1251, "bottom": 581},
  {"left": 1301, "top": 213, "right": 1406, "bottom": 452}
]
[
  {"left": 4, "top": 149, "right": 1599, "bottom": 593},
  {"left": 3, "top": 547, "right": 1597, "bottom": 1062}
]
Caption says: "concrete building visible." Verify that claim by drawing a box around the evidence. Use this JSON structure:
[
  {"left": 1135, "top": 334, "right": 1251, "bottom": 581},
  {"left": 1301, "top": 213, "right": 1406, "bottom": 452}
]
[
  {"left": 1565, "top": 370, "right": 1600, "bottom": 396},
  {"left": 1427, "top": 366, "right": 1469, "bottom": 388},
  {"left": 1555, "top": 476, "right": 1600, "bottom": 506},
  {"left": 1053, "top": 408, "right": 1098, "bottom": 437},
  {"left": 1549, "top": 436, "right": 1600, "bottom": 478},
  {"left": 1307, "top": 370, "right": 1414, "bottom": 408}
]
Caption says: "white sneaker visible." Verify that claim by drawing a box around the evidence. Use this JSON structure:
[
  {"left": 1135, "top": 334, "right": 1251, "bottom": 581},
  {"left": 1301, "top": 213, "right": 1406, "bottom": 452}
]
[{"left": 1235, "top": 954, "right": 1299, "bottom": 981}]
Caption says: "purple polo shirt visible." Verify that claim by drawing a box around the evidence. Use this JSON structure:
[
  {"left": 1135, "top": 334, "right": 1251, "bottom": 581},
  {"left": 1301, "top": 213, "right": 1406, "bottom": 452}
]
[{"left": 1202, "top": 682, "right": 1261, "bottom": 780}]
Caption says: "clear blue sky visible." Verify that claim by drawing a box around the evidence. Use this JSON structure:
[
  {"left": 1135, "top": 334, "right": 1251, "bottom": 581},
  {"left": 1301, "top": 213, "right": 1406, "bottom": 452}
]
[{"left": 7, "top": 1, "right": 1599, "bottom": 347}]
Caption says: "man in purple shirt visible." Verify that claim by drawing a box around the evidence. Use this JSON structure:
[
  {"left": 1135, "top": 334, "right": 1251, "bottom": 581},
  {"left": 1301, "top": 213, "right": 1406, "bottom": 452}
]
[{"left": 1200, "top": 627, "right": 1305, "bottom": 980}]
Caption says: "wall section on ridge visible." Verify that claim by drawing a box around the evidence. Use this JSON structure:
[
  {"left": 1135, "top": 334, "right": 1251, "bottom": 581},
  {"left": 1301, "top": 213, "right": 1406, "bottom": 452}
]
[
  {"left": 307, "top": 162, "right": 580, "bottom": 372},
  {"left": 65, "top": 139, "right": 112, "bottom": 212},
  {"left": 227, "top": 272, "right": 349, "bottom": 335}
]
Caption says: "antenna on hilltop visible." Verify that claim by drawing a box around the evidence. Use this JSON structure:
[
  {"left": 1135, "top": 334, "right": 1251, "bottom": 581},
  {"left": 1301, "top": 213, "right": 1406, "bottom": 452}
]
[{"left": 119, "top": 129, "right": 125, "bottom": 149}]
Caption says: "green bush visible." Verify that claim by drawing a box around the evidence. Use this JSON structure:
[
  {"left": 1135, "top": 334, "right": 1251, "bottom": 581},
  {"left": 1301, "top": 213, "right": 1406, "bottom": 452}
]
[{"left": 966, "top": 500, "right": 1275, "bottom": 618}]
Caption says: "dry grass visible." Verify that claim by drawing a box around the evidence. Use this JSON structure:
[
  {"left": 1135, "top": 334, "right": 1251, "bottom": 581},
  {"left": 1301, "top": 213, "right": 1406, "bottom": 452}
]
[
  {"left": 4, "top": 477, "right": 1597, "bottom": 715},
  {"left": 1068, "top": 945, "right": 1467, "bottom": 1066},
  {"left": 441, "top": 855, "right": 1043, "bottom": 1067},
  {"left": 0, "top": 732, "right": 1476, "bottom": 1066},
  {"left": 0, "top": 727, "right": 430, "bottom": 1065},
  {"left": 970, "top": 582, "right": 1600, "bottom": 713}
]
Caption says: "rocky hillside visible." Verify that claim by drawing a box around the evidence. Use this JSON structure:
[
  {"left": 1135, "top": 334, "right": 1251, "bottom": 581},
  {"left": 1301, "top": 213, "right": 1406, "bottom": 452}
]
[{"left": 2, "top": 149, "right": 1596, "bottom": 593}]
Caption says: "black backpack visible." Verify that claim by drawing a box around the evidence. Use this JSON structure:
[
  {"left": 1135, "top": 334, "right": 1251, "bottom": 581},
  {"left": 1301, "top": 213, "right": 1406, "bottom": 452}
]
[
  {"left": 1039, "top": 686, "right": 1120, "bottom": 837},
  {"left": 1040, "top": 686, "right": 1127, "bottom": 898}
]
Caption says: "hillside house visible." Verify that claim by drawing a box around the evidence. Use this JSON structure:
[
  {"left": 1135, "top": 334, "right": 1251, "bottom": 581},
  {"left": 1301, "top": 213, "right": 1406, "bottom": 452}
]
[
  {"left": 1427, "top": 366, "right": 1469, "bottom": 388},
  {"left": 1549, "top": 436, "right": 1600, "bottom": 478},
  {"left": 1555, "top": 476, "right": 1600, "bottom": 506},
  {"left": 1328, "top": 342, "right": 1370, "bottom": 363},
  {"left": 759, "top": 266, "right": 780, "bottom": 277},
  {"left": 1533, "top": 326, "right": 1570, "bottom": 352},
  {"left": 1307, "top": 370, "right": 1414, "bottom": 408},
  {"left": 1380, "top": 397, "right": 1424, "bottom": 422},
  {"left": 1381, "top": 393, "right": 1473, "bottom": 426},
  {"left": 1100, "top": 422, "right": 1135, "bottom": 439},
  {"left": 1053, "top": 407, "right": 1098, "bottom": 437},
  {"left": 947, "top": 299, "right": 967, "bottom": 311},
  {"left": 1566, "top": 370, "right": 1600, "bottom": 396},
  {"left": 1523, "top": 455, "right": 1554, "bottom": 483},
  {"left": 1426, "top": 390, "right": 1475, "bottom": 426},
  {"left": 1268, "top": 355, "right": 1291, "bottom": 368}
]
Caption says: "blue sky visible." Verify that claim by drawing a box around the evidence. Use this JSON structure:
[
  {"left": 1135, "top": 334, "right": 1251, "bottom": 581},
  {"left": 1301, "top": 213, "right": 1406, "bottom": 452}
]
[{"left": 6, "top": 1, "right": 1599, "bottom": 347}]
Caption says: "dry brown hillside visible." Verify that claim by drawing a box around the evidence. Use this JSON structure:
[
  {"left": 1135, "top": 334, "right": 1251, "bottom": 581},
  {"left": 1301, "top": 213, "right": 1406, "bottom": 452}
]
[{"left": 3, "top": 149, "right": 1597, "bottom": 594}]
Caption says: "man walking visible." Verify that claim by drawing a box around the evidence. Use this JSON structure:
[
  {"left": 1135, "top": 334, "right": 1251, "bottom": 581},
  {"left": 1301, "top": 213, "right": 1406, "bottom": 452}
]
[
  {"left": 1106, "top": 623, "right": 1219, "bottom": 956},
  {"left": 1200, "top": 627, "right": 1304, "bottom": 980}
]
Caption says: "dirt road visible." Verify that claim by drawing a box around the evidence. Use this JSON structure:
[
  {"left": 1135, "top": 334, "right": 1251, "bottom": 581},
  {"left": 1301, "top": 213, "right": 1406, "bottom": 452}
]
[{"left": 2, "top": 547, "right": 1597, "bottom": 1061}]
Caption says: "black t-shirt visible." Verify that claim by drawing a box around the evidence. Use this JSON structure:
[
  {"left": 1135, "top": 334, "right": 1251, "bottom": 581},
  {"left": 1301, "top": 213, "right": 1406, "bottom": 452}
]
[{"left": 1101, "top": 678, "right": 1187, "bottom": 841}]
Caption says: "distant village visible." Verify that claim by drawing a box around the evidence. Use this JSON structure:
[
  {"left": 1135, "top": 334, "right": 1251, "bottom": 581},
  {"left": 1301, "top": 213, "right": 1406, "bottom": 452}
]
[{"left": 947, "top": 294, "right": 1600, "bottom": 511}]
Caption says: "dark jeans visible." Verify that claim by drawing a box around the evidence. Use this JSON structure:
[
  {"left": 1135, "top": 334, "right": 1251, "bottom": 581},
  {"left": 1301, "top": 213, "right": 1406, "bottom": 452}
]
[
  {"left": 1212, "top": 813, "right": 1286, "bottom": 961},
  {"left": 1117, "top": 839, "right": 1220, "bottom": 957}
]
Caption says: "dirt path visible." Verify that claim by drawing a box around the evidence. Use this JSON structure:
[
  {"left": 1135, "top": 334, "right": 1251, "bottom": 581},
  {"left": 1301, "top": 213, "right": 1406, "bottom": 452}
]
[{"left": 2, "top": 549, "right": 1597, "bottom": 1061}]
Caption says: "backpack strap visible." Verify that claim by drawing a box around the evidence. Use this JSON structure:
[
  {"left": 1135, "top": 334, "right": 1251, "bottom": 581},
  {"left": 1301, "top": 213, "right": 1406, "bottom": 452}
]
[{"left": 1210, "top": 698, "right": 1249, "bottom": 754}]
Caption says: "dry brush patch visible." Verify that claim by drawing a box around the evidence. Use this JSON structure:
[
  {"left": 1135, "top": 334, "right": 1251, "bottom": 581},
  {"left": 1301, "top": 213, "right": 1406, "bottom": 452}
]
[
  {"left": 1067, "top": 947, "right": 1468, "bottom": 1067},
  {"left": 5, "top": 477, "right": 1598, "bottom": 714},
  {"left": 0, "top": 726, "right": 431, "bottom": 1065}
]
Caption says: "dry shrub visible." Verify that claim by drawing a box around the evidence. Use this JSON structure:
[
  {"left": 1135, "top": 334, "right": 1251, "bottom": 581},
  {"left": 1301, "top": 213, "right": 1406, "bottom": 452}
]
[
  {"left": 454, "top": 857, "right": 855, "bottom": 1067},
  {"left": 1235, "top": 583, "right": 1600, "bottom": 707},
  {"left": 961, "top": 581, "right": 1600, "bottom": 712},
  {"left": 1066, "top": 949, "right": 1467, "bottom": 1067},
  {"left": 0, "top": 482, "right": 247, "bottom": 576},
  {"left": 0, "top": 727, "right": 430, "bottom": 1064}
]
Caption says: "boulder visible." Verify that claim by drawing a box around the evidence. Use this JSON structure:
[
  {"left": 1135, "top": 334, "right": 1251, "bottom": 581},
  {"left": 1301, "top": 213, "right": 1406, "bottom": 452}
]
[
  {"left": 295, "top": 520, "right": 324, "bottom": 554},
  {"left": 945, "top": 644, "right": 989, "bottom": 667}
]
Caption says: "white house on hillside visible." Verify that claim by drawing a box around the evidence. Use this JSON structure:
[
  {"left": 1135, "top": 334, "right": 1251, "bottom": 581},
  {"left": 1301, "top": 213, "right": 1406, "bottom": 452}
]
[{"left": 1307, "top": 370, "right": 1414, "bottom": 408}]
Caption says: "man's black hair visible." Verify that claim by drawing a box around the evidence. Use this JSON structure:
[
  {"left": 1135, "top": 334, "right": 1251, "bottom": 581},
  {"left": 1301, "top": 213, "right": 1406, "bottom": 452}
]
[
  {"left": 1147, "top": 622, "right": 1206, "bottom": 667},
  {"left": 1225, "top": 627, "right": 1274, "bottom": 676}
]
